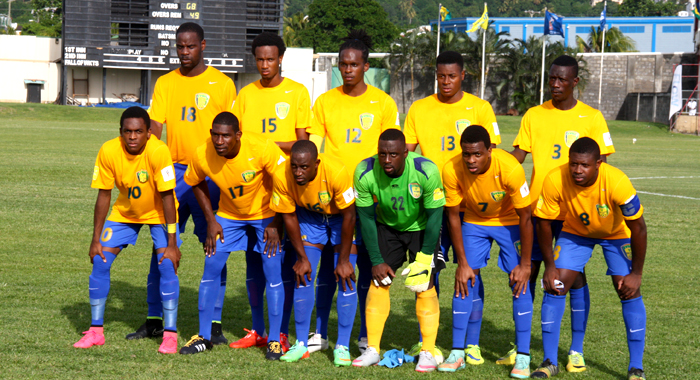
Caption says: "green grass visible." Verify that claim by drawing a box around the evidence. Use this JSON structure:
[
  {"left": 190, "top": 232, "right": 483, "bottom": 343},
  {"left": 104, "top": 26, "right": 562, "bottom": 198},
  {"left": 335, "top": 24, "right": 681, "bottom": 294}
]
[{"left": 1, "top": 103, "right": 699, "bottom": 379}]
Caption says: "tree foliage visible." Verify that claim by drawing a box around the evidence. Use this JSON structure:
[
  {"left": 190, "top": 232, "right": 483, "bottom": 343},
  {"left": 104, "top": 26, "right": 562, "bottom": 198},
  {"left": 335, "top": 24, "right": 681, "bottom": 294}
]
[
  {"left": 576, "top": 26, "right": 636, "bottom": 53},
  {"left": 21, "top": 0, "right": 61, "bottom": 37},
  {"left": 617, "top": 0, "right": 684, "bottom": 17},
  {"left": 283, "top": 12, "right": 309, "bottom": 47}
]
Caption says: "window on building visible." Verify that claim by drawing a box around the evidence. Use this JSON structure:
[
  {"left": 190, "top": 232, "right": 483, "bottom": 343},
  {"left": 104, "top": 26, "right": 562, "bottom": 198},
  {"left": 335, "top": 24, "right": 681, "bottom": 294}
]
[
  {"left": 533, "top": 26, "right": 544, "bottom": 33},
  {"left": 662, "top": 25, "right": 691, "bottom": 33},
  {"left": 576, "top": 26, "right": 593, "bottom": 33},
  {"left": 619, "top": 26, "right": 645, "bottom": 33},
  {"left": 501, "top": 26, "right": 510, "bottom": 33}
]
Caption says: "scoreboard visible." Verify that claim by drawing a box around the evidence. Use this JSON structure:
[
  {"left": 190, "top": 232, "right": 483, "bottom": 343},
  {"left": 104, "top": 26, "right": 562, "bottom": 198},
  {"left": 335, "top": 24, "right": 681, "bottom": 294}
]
[{"left": 62, "top": 0, "right": 282, "bottom": 73}]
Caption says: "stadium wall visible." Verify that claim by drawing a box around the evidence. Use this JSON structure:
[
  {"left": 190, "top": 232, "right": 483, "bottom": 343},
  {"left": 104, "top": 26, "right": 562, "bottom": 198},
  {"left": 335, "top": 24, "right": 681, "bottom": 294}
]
[{"left": 0, "top": 35, "right": 62, "bottom": 103}]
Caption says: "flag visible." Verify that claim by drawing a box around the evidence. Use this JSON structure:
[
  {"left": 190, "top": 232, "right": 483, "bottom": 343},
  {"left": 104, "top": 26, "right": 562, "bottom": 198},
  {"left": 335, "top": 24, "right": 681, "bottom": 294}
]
[
  {"left": 467, "top": 4, "right": 488, "bottom": 33},
  {"left": 694, "top": 6, "right": 700, "bottom": 20},
  {"left": 440, "top": 6, "right": 451, "bottom": 22},
  {"left": 599, "top": 2, "right": 607, "bottom": 30},
  {"left": 669, "top": 65, "right": 683, "bottom": 119},
  {"left": 544, "top": 10, "right": 564, "bottom": 36}
]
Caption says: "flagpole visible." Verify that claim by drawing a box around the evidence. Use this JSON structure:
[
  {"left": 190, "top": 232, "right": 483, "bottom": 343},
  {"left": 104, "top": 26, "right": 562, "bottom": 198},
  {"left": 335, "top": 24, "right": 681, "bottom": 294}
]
[
  {"left": 480, "top": 2, "right": 487, "bottom": 99},
  {"left": 435, "top": 3, "right": 442, "bottom": 94},
  {"left": 598, "top": 1, "right": 606, "bottom": 110},
  {"left": 540, "top": 7, "right": 547, "bottom": 104}
]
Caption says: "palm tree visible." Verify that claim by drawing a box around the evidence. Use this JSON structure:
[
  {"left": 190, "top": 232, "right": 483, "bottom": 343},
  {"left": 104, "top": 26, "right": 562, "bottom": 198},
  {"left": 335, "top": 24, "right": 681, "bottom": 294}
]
[
  {"left": 576, "top": 26, "right": 636, "bottom": 53},
  {"left": 283, "top": 12, "right": 309, "bottom": 48},
  {"left": 399, "top": 0, "right": 417, "bottom": 25},
  {"left": 385, "top": 29, "right": 431, "bottom": 107},
  {"left": 461, "top": 23, "right": 512, "bottom": 97}
]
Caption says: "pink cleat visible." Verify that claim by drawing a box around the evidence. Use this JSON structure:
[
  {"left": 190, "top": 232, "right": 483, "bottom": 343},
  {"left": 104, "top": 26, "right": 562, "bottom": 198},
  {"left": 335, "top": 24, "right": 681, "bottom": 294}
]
[
  {"left": 158, "top": 331, "right": 178, "bottom": 354},
  {"left": 74, "top": 327, "right": 105, "bottom": 349}
]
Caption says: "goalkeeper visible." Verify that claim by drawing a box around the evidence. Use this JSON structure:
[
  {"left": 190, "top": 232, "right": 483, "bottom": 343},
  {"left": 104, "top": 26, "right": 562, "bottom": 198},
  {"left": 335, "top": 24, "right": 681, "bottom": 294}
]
[{"left": 351, "top": 129, "right": 446, "bottom": 372}]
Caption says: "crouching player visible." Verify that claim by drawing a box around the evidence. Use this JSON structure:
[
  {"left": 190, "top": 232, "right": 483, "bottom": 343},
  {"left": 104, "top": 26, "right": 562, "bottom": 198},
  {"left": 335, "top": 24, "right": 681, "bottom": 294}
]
[
  {"left": 179, "top": 112, "right": 287, "bottom": 359},
  {"left": 74, "top": 107, "right": 182, "bottom": 354},
  {"left": 352, "top": 130, "right": 446, "bottom": 372},
  {"left": 437, "top": 125, "right": 533, "bottom": 377},
  {"left": 271, "top": 140, "right": 358, "bottom": 366},
  {"left": 531, "top": 137, "right": 647, "bottom": 380}
]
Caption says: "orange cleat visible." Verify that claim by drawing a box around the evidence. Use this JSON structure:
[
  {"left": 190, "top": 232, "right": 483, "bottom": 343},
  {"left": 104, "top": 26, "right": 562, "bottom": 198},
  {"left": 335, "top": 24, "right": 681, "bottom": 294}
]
[
  {"left": 280, "top": 333, "right": 291, "bottom": 353},
  {"left": 229, "top": 329, "right": 267, "bottom": 349}
]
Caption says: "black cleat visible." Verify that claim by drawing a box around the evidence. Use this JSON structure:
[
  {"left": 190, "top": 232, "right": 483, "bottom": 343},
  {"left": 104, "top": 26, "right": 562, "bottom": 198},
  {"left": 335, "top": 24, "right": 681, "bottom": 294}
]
[
  {"left": 627, "top": 367, "right": 646, "bottom": 380},
  {"left": 179, "top": 335, "right": 213, "bottom": 355},
  {"left": 210, "top": 322, "right": 228, "bottom": 345},
  {"left": 266, "top": 340, "right": 283, "bottom": 361},
  {"left": 125, "top": 319, "right": 164, "bottom": 340},
  {"left": 531, "top": 359, "right": 559, "bottom": 378}
]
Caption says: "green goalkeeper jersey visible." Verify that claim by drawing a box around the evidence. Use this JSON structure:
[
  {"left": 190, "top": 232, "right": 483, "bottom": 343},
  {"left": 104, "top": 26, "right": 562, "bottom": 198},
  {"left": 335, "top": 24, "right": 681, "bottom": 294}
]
[{"left": 354, "top": 151, "right": 446, "bottom": 232}]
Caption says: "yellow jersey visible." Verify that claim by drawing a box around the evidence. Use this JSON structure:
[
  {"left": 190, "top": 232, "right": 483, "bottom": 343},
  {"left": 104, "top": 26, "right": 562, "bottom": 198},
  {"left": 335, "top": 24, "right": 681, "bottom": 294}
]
[
  {"left": 308, "top": 85, "right": 400, "bottom": 173},
  {"left": 404, "top": 92, "right": 501, "bottom": 172},
  {"left": 443, "top": 149, "right": 530, "bottom": 226},
  {"left": 149, "top": 66, "right": 237, "bottom": 164},
  {"left": 184, "top": 132, "right": 285, "bottom": 220},
  {"left": 534, "top": 163, "right": 643, "bottom": 240},
  {"left": 233, "top": 78, "right": 311, "bottom": 143},
  {"left": 271, "top": 153, "right": 355, "bottom": 215},
  {"left": 513, "top": 100, "right": 615, "bottom": 215},
  {"left": 92, "top": 135, "right": 178, "bottom": 224}
]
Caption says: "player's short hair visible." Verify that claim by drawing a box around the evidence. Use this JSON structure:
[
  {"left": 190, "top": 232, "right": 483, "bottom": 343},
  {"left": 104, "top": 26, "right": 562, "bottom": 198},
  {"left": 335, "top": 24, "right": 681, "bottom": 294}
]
[
  {"left": 120, "top": 106, "right": 150, "bottom": 129},
  {"left": 176, "top": 22, "right": 204, "bottom": 42},
  {"left": 339, "top": 30, "right": 373, "bottom": 64},
  {"left": 436, "top": 51, "right": 464, "bottom": 70},
  {"left": 379, "top": 129, "right": 405, "bottom": 144},
  {"left": 551, "top": 55, "right": 579, "bottom": 77},
  {"left": 212, "top": 111, "right": 239, "bottom": 132},
  {"left": 460, "top": 125, "right": 491, "bottom": 148},
  {"left": 291, "top": 140, "right": 318, "bottom": 160},
  {"left": 251, "top": 31, "right": 286, "bottom": 57},
  {"left": 570, "top": 137, "right": 600, "bottom": 160}
]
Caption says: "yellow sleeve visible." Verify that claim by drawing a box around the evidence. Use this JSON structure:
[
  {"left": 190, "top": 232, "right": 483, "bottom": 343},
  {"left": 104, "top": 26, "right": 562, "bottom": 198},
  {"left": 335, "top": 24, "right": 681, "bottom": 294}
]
[
  {"left": 225, "top": 78, "right": 237, "bottom": 112},
  {"left": 504, "top": 163, "right": 531, "bottom": 209},
  {"left": 533, "top": 173, "right": 561, "bottom": 219},
  {"left": 271, "top": 169, "right": 296, "bottom": 213},
  {"left": 152, "top": 144, "right": 177, "bottom": 192},
  {"left": 611, "top": 174, "right": 643, "bottom": 220},
  {"left": 442, "top": 160, "right": 463, "bottom": 208},
  {"left": 232, "top": 88, "right": 243, "bottom": 120},
  {"left": 148, "top": 78, "right": 167, "bottom": 124},
  {"left": 183, "top": 153, "right": 206, "bottom": 187},
  {"left": 480, "top": 101, "right": 501, "bottom": 145},
  {"left": 308, "top": 96, "right": 326, "bottom": 137},
  {"left": 262, "top": 139, "right": 287, "bottom": 177},
  {"left": 404, "top": 104, "right": 418, "bottom": 144},
  {"left": 91, "top": 145, "right": 114, "bottom": 190},
  {"left": 331, "top": 166, "right": 355, "bottom": 210},
  {"left": 593, "top": 112, "right": 615, "bottom": 155},
  {"left": 380, "top": 96, "right": 400, "bottom": 131},
  {"left": 513, "top": 110, "right": 532, "bottom": 151},
  {"left": 296, "top": 88, "right": 312, "bottom": 129}
]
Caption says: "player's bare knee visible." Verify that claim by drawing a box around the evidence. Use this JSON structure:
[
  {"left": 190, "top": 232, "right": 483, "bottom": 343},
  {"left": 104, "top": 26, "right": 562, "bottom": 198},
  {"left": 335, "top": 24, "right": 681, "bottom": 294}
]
[{"left": 571, "top": 271, "right": 586, "bottom": 289}]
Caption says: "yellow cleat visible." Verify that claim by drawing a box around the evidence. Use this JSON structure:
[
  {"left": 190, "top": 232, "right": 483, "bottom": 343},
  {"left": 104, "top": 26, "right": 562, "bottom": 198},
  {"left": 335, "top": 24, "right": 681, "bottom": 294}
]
[
  {"left": 465, "top": 344, "right": 484, "bottom": 365},
  {"left": 566, "top": 351, "right": 586, "bottom": 373},
  {"left": 497, "top": 343, "right": 518, "bottom": 365}
]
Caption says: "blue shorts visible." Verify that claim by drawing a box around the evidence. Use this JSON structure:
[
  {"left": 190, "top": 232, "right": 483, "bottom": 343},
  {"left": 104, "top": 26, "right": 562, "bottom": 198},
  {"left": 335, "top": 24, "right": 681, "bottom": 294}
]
[
  {"left": 531, "top": 217, "right": 563, "bottom": 261},
  {"left": 297, "top": 207, "right": 343, "bottom": 246},
  {"left": 174, "top": 163, "right": 221, "bottom": 243},
  {"left": 100, "top": 220, "right": 182, "bottom": 250},
  {"left": 439, "top": 211, "right": 465, "bottom": 263},
  {"left": 554, "top": 231, "right": 633, "bottom": 276},
  {"left": 462, "top": 222, "right": 522, "bottom": 274},
  {"left": 216, "top": 215, "right": 275, "bottom": 253}
]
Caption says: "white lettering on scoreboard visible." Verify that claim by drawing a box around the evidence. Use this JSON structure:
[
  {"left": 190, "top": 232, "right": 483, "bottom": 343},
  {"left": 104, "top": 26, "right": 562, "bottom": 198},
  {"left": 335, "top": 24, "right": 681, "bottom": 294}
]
[
  {"left": 64, "top": 47, "right": 98, "bottom": 66},
  {"left": 151, "top": 24, "right": 178, "bottom": 31},
  {"left": 152, "top": 11, "right": 182, "bottom": 18},
  {"left": 160, "top": 2, "right": 178, "bottom": 9}
]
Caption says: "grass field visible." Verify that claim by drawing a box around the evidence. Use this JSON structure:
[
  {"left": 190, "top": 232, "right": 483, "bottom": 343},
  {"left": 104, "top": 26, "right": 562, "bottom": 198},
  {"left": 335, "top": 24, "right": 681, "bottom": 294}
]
[{"left": 1, "top": 102, "right": 699, "bottom": 379}]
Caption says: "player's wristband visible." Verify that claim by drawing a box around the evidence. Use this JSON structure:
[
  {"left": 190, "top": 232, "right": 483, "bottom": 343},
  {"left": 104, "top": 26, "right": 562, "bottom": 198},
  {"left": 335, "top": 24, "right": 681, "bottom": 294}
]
[
  {"left": 166, "top": 223, "right": 177, "bottom": 234},
  {"left": 415, "top": 251, "right": 433, "bottom": 266}
]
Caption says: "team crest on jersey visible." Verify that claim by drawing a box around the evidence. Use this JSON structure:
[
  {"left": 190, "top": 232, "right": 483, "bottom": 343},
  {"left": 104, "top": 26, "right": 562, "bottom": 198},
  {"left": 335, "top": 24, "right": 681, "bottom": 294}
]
[
  {"left": 241, "top": 170, "right": 256, "bottom": 183},
  {"left": 596, "top": 204, "right": 610, "bottom": 218},
  {"left": 275, "top": 102, "right": 290, "bottom": 120},
  {"left": 537, "top": 195, "right": 544, "bottom": 209},
  {"left": 359, "top": 113, "right": 374, "bottom": 130},
  {"left": 101, "top": 228, "right": 113, "bottom": 242},
  {"left": 564, "top": 131, "right": 580, "bottom": 147},
  {"left": 318, "top": 191, "right": 331, "bottom": 205},
  {"left": 621, "top": 243, "right": 632, "bottom": 259},
  {"left": 514, "top": 240, "right": 522, "bottom": 256},
  {"left": 195, "top": 93, "right": 210, "bottom": 110},
  {"left": 92, "top": 166, "right": 99, "bottom": 181},
  {"left": 490, "top": 191, "right": 506, "bottom": 202},
  {"left": 408, "top": 183, "right": 422, "bottom": 199},
  {"left": 272, "top": 192, "right": 280, "bottom": 206},
  {"left": 455, "top": 119, "right": 471, "bottom": 135},
  {"left": 136, "top": 170, "right": 149, "bottom": 183}
]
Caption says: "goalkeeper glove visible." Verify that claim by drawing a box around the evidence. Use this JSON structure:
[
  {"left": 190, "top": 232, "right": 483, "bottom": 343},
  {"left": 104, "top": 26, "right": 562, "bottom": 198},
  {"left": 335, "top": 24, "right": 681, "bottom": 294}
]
[{"left": 401, "top": 251, "right": 433, "bottom": 293}]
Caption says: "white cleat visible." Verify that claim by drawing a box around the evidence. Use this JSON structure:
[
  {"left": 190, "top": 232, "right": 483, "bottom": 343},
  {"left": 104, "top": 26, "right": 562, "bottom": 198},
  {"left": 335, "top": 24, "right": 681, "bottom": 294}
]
[
  {"left": 358, "top": 337, "right": 368, "bottom": 354},
  {"left": 307, "top": 333, "right": 329, "bottom": 353},
  {"left": 352, "top": 346, "right": 380, "bottom": 367},
  {"left": 416, "top": 350, "right": 438, "bottom": 373}
]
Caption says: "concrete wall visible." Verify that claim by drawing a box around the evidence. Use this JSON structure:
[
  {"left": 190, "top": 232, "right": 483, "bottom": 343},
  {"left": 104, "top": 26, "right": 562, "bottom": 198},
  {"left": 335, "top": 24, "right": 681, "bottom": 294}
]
[{"left": 0, "top": 35, "right": 62, "bottom": 103}]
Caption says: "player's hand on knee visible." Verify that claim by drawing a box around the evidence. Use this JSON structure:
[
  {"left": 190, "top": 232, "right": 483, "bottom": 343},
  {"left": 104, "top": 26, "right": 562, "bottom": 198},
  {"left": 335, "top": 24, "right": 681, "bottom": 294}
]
[
  {"left": 372, "top": 263, "right": 395, "bottom": 287},
  {"left": 454, "top": 263, "right": 475, "bottom": 299},
  {"left": 617, "top": 273, "right": 642, "bottom": 300},
  {"left": 293, "top": 257, "right": 312, "bottom": 288},
  {"left": 509, "top": 263, "right": 531, "bottom": 298},
  {"left": 334, "top": 260, "right": 356, "bottom": 292},
  {"left": 263, "top": 225, "right": 282, "bottom": 258},
  {"left": 205, "top": 222, "right": 224, "bottom": 257},
  {"left": 542, "top": 267, "right": 562, "bottom": 295},
  {"left": 159, "top": 245, "right": 182, "bottom": 275},
  {"left": 89, "top": 241, "right": 106, "bottom": 263},
  {"left": 402, "top": 251, "right": 433, "bottom": 293}
]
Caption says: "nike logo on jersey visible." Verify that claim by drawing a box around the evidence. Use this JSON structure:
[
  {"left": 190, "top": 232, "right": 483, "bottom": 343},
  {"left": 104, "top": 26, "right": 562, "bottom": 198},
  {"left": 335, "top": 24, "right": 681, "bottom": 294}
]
[
  {"left": 343, "top": 292, "right": 357, "bottom": 297},
  {"left": 518, "top": 311, "right": 532, "bottom": 316},
  {"left": 270, "top": 282, "right": 283, "bottom": 287},
  {"left": 89, "top": 288, "right": 98, "bottom": 290},
  {"left": 579, "top": 115, "right": 587, "bottom": 118},
  {"left": 370, "top": 100, "right": 379, "bottom": 103},
  {"left": 542, "top": 321, "right": 554, "bottom": 325},
  {"left": 201, "top": 279, "right": 214, "bottom": 283},
  {"left": 629, "top": 328, "right": 645, "bottom": 333},
  {"left": 571, "top": 309, "right": 585, "bottom": 312},
  {"left": 466, "top": 107, "right": 473, "bottom": 110},
  {"left": 285, "top": 90, "right": 293, "bottom": 93},
  {"left": 209, "top": 82, "right": 217, "bottom": 84},
  {"left": 249, "top": 157, "right": 255, "bottom": 161},
  {"left": 162, "top": 292, "right": 175, "bottom": 296},
  {"left": 453, "top": 311, "right": 468, "bottom": 314},
  {"left": 408, "top": 270, "right": 429, "bottom": 278}
]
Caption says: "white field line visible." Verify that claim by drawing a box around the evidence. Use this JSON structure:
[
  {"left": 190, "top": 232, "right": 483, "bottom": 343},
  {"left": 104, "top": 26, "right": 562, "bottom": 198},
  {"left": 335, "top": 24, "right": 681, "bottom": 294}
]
[
  {"left": 629, "top": 176, "right": 700, "bottom": 180},
  {"left": 637, "top": 191, "right": 700, "bottom": 201}
]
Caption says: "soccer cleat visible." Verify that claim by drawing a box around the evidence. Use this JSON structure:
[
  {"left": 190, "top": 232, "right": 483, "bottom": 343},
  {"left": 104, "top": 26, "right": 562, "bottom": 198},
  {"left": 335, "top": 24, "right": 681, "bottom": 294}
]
[
  {"left": 465, "top": 344, "right": 484, "bottom": 365},
  {"left": 210, "top": 322, "right": 228, "bottom": 346},
  {"left": 73, "top": 329, "right": 105, "bottom": 349},
  {"left": 531, "top": 359, "right": 560, "bottom": 378},
  {"left": 179, "top": 335, "right": 212, "bottom": 355},
  {"left": 437, "top": 349, "right": 466, "bottom": 372},
  {"left": 334, "top": 345, "right": 352, "bottom": 367},
  {"left": 434, "top": 347, "right": 444, "bottom": 365},
  {"left": 510, "top": 353, "right": 531, "bottom": 379},
  {"left": 415, "top": 350, "right": 438, "bottom": 373},
  {"left": 566, "top": 351, "right": 586, "bottom": 372},
  {"left": 401, "top": 252, "right": 433, "bottom": 293},
  {"left": 280, "top": 333, "right": 291, "bottom": 353},
  {"left": 352, "top": 346, "right": 380, "bottom": 367},
  {"left": 229, "top": 329, "right": 267, "bottom": 349},
  {"left": 628, "top": 367, "right": 646, "bottom": 380},
  {"left": 358, "top": 337, "right": 368, "bottom": 354},
  {"left": 125, "top": 319, "right": 164, "bottom": 340},
  {"left": 407, "top": 341, "right": 423, "bottom": 356},
  {"left": 307, "top": 333, "right": 329, "bottom": 353},
  {"left": 280, "top": 341, "right": 309, "bottom": 362},
  {"left": 158, "top": 332, "right": 178, "bottom": 354},
  {"left": 266, "top": 340, "right": 284, "bottom": 361},
  {"left": 496, "top": 342, "right": 518, "bottom": 365}
]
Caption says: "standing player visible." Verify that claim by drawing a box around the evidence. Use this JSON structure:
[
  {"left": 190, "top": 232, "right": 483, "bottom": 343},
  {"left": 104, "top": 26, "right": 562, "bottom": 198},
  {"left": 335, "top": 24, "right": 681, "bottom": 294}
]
[
  {"left": 437, "top": 126, "right": 533, "bottom": 378},
  {"left": 307, "top": 30, "right": 399, "bottom": 353},
  {"left": 74, "top": 107, "right": 182, "bottom": 354},
  {"left": 178, "top": 112, "right": 287, "bottom": 359},
  {"left": 404, "top": 50, "right": 501, "bottom": 359},
  {"left": 230, "top": 31, "right": 310, "bottom": 352},
  {"left": 133, "top": 22, "right": 237, "bottom": 345},
  {"left": 506, "top": 55, "right": 615, "bottom": 370},
  {"left": 271, "top": 141, "right": 357, "bottom": 366},
  {"left": 351, "top": 130, "right": 445, "bottom": 372},
  {"left": 530, "top": 138, "right": 647, "bottom": 380}
]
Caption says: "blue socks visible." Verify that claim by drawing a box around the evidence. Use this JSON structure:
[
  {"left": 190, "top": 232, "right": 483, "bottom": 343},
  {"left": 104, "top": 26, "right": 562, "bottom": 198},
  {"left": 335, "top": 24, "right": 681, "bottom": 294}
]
[
  {"left": 261, "top": 250, "right": 285, "bottom": 342},
  {"left": 512, "top": 283, "right": 532, "bottom": 355},
  {"left": 213, "top": 264, "right": 227, "bottom": 325},
  {"left": 146, "top": 251, "right": 162, "bottom": 318},
  {"left": 569, "top": 285, "right": 590, "bottom": 354},
  {"left": 245, "top": 249, "right": 267, "bottom": 335},
  {"left": 89, "top": 251, "right": 117, "bottom": 326},
  {"left": 314, "top": 245, "right": 337, "bottom": 339},
  {"left": 198, "top": 250, "right": 230, "bottom": 340},
  {"left": 336, "top": 253, "right": 358, "bottom": 348},
  {"left": 465, "top": 274, "right": 484, "bottom": 346},
  {"left": 281, "top": 248, "right": 296, "bottom": 336},
  {"left": 450, "top": 280, "right": 475, "bottom": 349},
  {"left": 293, "top": 246, "right": 322, "bottom": 345},
  {"left": 541, "top": 292, "right": 566, "bottom": 366},
  {"left": 622, "top": 296, "right": 646, "bottom": 371},
  {"left": 157, "top": 252, "right": 179, "bottom": 332}
]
